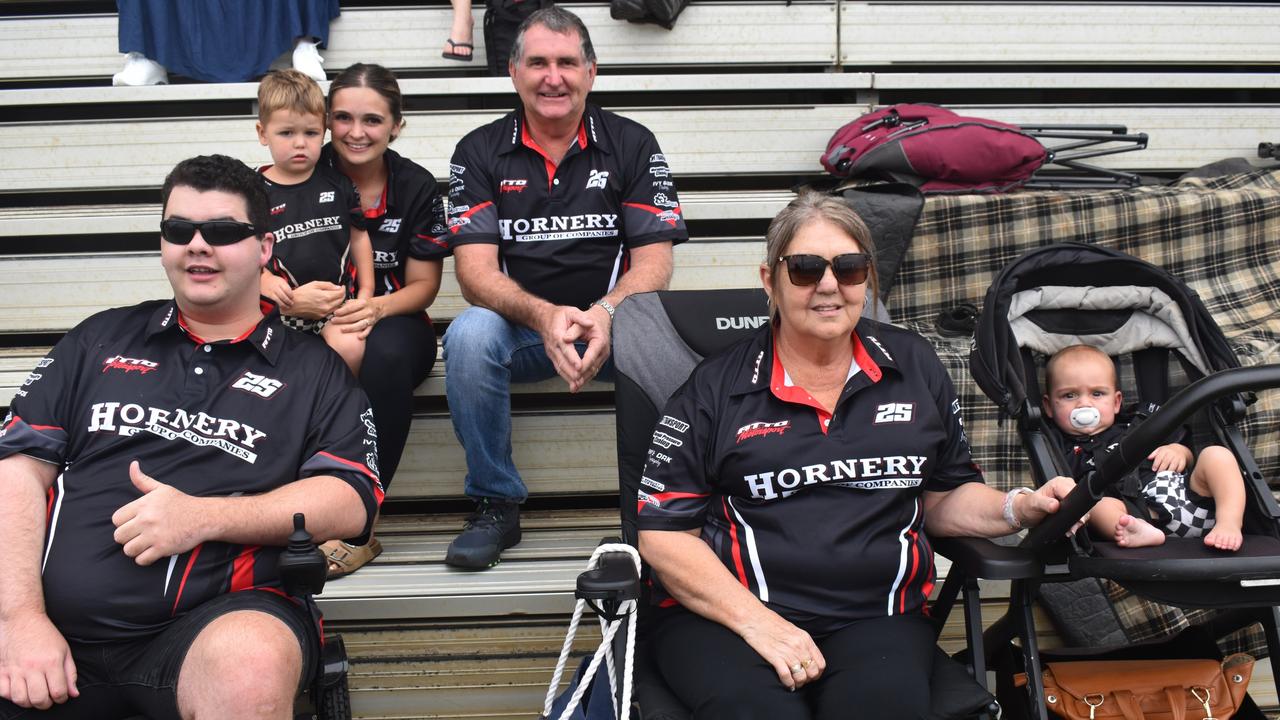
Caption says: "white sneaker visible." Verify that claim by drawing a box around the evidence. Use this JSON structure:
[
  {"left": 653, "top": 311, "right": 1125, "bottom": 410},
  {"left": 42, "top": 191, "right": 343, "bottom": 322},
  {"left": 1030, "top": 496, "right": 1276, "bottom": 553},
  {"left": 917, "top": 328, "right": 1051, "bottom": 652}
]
[
  {"left": 112, "top": 52, "right": 168, "bottom": 86},
  {"left": 292, "top": 39, "right": 325, "bottom": 82}
]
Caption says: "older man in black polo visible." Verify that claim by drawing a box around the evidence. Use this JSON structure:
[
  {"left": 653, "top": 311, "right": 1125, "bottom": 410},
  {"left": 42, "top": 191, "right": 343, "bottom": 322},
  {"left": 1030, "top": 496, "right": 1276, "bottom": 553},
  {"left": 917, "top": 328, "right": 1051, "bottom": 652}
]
[
  {"left": 0, "top": 155, "right": 380, "bottom": 720},
  {"left": 443, "top": 6, "right": 688, "bottom": 569}
]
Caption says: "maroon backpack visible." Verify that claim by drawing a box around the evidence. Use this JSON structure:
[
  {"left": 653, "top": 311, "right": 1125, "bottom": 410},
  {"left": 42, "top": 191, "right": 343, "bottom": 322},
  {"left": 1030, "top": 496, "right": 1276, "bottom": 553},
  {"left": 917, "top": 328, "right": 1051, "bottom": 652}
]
[{"left": 822, "top": 104, "right": 1048, "bottom": 193}]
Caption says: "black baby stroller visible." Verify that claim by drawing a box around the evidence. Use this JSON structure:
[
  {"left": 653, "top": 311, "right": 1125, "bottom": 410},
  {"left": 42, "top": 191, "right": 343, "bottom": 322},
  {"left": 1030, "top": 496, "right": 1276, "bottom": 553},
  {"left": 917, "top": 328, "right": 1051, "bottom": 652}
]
[{"left": 966, "top": 241, "right": 1280, "bottom": 719}]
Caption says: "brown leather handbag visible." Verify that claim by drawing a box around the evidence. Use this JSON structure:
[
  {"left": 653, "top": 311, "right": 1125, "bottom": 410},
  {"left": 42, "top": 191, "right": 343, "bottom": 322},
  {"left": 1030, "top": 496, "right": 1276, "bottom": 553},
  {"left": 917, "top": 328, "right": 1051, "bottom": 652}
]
[{"left": 1014, "top": 653, "right": 1255, "bottom": 720}]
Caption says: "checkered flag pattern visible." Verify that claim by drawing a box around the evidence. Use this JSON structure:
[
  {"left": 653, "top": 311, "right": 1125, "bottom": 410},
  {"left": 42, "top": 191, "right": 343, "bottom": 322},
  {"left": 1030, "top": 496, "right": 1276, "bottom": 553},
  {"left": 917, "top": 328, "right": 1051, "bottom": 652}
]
[{"left": 1141, "top": 471, "right": 1215, "bottom": 538}]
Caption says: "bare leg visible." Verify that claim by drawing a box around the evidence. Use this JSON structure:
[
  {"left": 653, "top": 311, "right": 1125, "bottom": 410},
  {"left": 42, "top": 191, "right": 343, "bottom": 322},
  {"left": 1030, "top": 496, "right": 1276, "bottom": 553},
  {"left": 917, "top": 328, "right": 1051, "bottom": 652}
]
[
  {"left": 321, "top": 322, "right": 365, "bottom": 376},
  {"left": 442, "top": 0, "right": 475, "bottom": 59},
  {"left": 176, "top": 611, "right": 302, "bottom": 720},
  {"left": 1191, "top": 445, "right": 1245, "bottom": 551}
]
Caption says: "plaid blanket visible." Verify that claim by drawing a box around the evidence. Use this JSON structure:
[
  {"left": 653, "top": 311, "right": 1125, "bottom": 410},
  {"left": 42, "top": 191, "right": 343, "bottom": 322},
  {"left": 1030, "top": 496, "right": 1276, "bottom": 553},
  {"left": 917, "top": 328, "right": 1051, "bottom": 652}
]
[{"left": 889, "top": 169, "right": 1280, "bottom": 649}]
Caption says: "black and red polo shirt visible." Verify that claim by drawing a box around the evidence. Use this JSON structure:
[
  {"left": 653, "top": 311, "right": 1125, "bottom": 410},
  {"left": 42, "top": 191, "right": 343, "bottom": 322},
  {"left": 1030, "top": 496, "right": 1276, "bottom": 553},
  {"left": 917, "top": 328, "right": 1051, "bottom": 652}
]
[
  {"left": 635, "top": 320, "right": 983, "bottom": 633},
  {"left": 446, "top": 104, "right": 689, "bottom": 310},
  {"left": 319, "top": 144, "right": 450, "bottom": 296},
  {"left": 0, "top": 300, "right": 381, "bottom": 643},
  {"left": 261, "top": 163, "right": 366, "bottom": 291}
]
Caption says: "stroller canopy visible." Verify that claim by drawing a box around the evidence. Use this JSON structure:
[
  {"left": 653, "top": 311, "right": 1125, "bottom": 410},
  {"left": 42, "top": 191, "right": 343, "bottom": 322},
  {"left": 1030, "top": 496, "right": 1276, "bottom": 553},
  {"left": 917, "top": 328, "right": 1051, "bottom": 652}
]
[{"left": 970, "top": 242, "right": 1242, "bottom": 418}]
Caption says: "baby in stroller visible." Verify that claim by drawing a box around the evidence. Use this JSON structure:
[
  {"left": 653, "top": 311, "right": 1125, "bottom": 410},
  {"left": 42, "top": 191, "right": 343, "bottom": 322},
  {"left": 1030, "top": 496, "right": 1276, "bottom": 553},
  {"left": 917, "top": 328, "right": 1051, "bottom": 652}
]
[{"left": 1044, "top": 344, "right": 1245, "bottom": 551}]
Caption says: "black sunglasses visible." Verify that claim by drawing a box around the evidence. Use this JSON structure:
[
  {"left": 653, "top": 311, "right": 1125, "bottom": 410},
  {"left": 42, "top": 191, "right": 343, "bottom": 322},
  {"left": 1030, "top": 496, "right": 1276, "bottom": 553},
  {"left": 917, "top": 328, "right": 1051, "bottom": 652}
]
[
  {"left": 778, "top": 253, "right": 872, "bottom": 286},
  {"left": 160, "top": 219, "right": 259, "bottom": 246}
]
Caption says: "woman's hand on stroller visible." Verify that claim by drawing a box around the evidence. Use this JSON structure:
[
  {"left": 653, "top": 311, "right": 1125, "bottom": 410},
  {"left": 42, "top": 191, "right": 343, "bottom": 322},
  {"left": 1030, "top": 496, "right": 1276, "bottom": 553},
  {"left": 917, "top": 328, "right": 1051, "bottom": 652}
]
[{"left": 1017, "top": 476, "right": 1088, "bottom": 536}]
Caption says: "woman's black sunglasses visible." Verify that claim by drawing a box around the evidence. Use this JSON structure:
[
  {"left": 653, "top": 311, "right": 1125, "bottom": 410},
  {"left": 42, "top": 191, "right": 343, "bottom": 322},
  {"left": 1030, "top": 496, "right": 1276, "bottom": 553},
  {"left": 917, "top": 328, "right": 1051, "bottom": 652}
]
[
  {"left": 160, "top": 219, "right": 259, "bottom": 246},
  {"left": 778, "top": 253, "right": 871, "bottom": 286}
]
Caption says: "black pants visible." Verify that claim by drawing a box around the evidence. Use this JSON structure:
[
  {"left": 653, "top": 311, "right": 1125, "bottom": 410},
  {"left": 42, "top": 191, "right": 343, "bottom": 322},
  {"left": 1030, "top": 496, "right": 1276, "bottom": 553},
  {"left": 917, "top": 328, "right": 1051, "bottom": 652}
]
[
  {"left": 648, "top": 608, "right": 936, "bottom": 720},
  {"left": 358, "top": 314, "right": 436, "bottom": 491}
]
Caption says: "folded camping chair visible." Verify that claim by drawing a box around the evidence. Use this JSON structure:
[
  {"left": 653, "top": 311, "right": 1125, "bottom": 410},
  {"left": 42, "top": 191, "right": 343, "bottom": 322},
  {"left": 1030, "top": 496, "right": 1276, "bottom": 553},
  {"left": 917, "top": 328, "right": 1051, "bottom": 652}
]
[
  {"left": 967, "top": 242, "right": 1280, "bottom": 720},
  {"left": 562, "top": 287, "right": 1062, "bottom": 720}
]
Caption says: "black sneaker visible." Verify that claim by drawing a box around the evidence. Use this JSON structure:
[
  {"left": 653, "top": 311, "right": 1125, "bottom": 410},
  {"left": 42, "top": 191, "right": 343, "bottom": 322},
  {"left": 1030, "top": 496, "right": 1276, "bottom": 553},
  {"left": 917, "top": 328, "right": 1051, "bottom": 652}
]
[{"left": 445, "top": 498, "right": 522, "bottom": 569}]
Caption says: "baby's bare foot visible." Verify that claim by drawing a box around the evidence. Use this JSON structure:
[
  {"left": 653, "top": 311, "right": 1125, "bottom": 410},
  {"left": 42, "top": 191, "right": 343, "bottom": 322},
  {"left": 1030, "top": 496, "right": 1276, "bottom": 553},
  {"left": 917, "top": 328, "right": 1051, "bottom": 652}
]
[
  {"left": 1115, "top": 514, "right": 1166, "bottom": 548},
  {"left": 1204, "top": 522, "right": 1243, "bottom": 551}
]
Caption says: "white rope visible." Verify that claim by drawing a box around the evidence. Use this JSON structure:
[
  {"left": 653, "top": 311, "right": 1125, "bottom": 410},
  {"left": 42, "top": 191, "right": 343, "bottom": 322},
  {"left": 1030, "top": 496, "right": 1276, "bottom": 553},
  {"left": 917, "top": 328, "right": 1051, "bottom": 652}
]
[{"left": 541, "top": 544, "right": 642, "bottom": 720}]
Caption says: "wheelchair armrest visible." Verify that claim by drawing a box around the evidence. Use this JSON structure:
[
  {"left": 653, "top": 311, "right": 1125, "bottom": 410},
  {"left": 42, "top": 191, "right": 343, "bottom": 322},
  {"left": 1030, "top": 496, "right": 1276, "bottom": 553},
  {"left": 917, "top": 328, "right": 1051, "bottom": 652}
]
[
  {"left": 931, "top": 536, "right": 1044, "bottom": 581},
  {"left": 576, "top": 549, "right": 642, "bottom": 605}
]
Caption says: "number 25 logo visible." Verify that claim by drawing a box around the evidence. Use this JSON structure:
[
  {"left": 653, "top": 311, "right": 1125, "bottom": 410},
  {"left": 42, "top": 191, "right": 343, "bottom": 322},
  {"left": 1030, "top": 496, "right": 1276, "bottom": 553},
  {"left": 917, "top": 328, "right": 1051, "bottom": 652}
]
[{"left": 874, "top": 402, "right": 914, "bottom": 424}]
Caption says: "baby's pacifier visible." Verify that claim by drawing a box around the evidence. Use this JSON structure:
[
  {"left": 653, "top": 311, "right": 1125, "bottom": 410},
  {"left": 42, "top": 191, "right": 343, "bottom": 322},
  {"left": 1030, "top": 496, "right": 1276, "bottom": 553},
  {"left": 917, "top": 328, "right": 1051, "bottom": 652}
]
[{"left": 1069, "top": 406, "right": 1100, "bottom": 430}]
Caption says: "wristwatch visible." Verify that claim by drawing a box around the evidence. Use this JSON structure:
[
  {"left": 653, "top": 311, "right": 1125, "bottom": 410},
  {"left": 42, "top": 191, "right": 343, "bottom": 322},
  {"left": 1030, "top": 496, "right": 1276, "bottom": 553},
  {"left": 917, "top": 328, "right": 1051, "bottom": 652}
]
[
  {"left": 591, "top": 298, "right": 616, "bottom": 321},
  {"left": 1003, "top": 487, "right": 1034, "bottom": 530}
]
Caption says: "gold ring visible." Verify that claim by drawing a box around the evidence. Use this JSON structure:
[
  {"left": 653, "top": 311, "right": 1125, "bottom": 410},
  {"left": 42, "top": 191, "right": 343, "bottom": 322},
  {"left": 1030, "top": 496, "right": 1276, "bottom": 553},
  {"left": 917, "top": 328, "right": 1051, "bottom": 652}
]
[
  {"left": 790, "top": 663, "right": 803, "bottom": 675},
  {"left": 801, "top": 659, "right": 814, "bottom": 669}
]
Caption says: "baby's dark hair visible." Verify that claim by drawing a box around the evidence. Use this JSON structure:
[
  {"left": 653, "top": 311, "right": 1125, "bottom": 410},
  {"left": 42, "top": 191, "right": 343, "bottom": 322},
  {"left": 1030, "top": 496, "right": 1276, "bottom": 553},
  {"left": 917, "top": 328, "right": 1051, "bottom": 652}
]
[
  {"left": 161, "top": 154, "right": 271, "bottom": 234},
  {"left": 1044, "top": 344, "right": 1117, "bottom": 390}
]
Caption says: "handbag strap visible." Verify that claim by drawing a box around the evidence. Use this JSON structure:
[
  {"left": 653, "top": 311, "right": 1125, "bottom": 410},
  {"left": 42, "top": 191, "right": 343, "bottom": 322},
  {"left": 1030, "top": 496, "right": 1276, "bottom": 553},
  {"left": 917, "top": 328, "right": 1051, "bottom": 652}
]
[
  {"left": 1163, "top": 687, "right": 1187, "bottom": 720},
  {"left": 1114, "top": 690, "right": 1146, "bottom": 720}
]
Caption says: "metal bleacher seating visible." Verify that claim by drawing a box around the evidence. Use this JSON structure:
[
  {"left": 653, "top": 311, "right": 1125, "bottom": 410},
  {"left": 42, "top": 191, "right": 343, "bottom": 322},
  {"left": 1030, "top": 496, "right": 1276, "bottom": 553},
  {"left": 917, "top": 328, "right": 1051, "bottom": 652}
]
[{"left": 1, "top": 1, "right": 1278, "bottom": 716}]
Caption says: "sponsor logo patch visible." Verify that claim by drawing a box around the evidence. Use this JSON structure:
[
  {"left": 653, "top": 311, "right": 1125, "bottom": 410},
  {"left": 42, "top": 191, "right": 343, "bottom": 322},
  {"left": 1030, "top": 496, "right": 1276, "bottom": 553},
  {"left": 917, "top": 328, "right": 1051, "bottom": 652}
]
[
  {"left": 649, "top": 153, "right": 667, "bottom": 164},
  {"left": 102, "top": 355, "right": 158, "bottom": 375},
  {"left": 87, "top": 402, "right": 267, "bottom": 463},
  {"left": 873, "top": 402, "right": 915, "bottom": 424},
  {"left": 866, "top": 334, "right": 893, "bottom": 361},
  {"left": 378, "top": 218, "right": 402, "bottom": 233},
  {"left": 649, "top": 166, "right": 670, "bottom": 178},
  {"left": 231, "top": 371, "right": 285, "bottom": 399},
  {"left": 659, "top": 415, "right": 689, "bottom": 433},
  {"left": 640, "top": 475, "right": 665, "bottom": 492},
  {"left": 449, "top": 163, "right": 466, "bottom": 176},
  {"left": 736, "top": 420, "right": 789, "bottom": 444},
  {"left": 500, "top": 179, "right": 528, "bottom": 193},
  {"left": 743, "top": 455, "right": 928, "bottom": 500},
  {"left": 319, "top": 191, "right": 335, "bottom": 203},
  {"left": 585, "top": 169, "right": 609, "bottom": 190},
  {"left": 270, "top": 203, "right": 287, "bottom": 216},
  {"left": 653, "top": 193, "right": 678, "bottom": 208},
  {"left": 651, "top": 431, "right": 683, "bottom": 449}
]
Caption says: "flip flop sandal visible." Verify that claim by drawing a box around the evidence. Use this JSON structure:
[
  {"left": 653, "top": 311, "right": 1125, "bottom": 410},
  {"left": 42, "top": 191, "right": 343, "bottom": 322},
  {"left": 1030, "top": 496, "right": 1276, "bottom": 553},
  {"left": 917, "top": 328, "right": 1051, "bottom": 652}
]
[
  {"left": 322, "top": 537, "right": 383, "bottom": 578},
  {"left": 442, "top": 39, "right": 474, "bottom": 62}
]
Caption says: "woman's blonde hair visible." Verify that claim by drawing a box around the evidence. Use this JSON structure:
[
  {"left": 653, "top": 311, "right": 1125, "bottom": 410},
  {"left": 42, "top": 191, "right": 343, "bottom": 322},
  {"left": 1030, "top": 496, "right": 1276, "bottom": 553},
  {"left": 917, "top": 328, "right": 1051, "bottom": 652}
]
[{"left": 763, "top": 191, "right": 879, "bottom": 323}]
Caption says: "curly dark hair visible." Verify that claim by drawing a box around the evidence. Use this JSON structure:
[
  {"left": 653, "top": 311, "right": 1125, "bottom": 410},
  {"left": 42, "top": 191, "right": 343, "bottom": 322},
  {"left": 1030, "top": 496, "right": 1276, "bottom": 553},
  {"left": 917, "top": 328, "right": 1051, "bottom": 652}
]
[{"left": 161, "top": 154, "right": 271, "bottom": 234}]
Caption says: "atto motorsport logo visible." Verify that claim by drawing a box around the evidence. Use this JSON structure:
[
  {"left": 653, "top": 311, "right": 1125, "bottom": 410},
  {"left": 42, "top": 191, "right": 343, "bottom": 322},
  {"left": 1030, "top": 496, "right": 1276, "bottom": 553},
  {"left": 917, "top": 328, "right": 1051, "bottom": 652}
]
[
  {"left": 736, "top": 420, "right": 789, "bottom": 443},
  {"left": 102, "top": 355, "right": 158, "bottom": 375}
]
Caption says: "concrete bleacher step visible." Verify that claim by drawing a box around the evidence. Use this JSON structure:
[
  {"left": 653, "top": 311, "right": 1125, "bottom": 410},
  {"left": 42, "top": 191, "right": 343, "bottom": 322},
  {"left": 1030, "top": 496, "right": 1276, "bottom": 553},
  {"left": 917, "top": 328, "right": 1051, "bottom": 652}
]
[
  {"left": 333, "top": 620, "right": 604, "bottom": 720},
  {"left": 0, "top": 2, "right": 838, "bottom": 84},
  {"left": 0, "top": 240, "right": 767, "bottom": 336},
  {"left": 841, "top": 2, "right": 1280, "bottom": 66},
  {"left": 7, "top": 2, "right": 1277, "bottom": 86},
  {"left": 317, "top": 509, "right": 622, "bottom": 621},
  {"left": 4, "top": 101, "right": 1275, "bottom": 197}
]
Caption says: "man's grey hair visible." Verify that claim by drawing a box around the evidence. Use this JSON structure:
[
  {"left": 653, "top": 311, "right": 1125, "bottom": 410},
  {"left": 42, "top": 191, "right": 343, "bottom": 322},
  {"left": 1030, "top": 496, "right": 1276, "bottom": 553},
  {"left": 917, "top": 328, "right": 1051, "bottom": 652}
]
[{"left": 510, "top": 6, "right": 598, "bottom": 66}]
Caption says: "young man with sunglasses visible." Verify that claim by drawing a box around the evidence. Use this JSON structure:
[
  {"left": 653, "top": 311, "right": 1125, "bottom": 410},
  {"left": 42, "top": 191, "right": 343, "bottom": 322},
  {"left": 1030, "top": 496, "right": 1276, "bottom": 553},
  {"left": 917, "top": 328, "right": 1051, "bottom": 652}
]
[
  {"left": 441, "top": 6, "right": 688, "bottom": 569},
  {"left": 0, "top": 154, "right": 382, "bottom": 720}
]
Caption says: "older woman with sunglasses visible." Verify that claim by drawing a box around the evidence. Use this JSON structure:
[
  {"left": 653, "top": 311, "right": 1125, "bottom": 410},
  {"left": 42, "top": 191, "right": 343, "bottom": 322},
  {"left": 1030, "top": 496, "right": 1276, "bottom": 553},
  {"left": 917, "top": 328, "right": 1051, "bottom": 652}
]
[{"left": 635, "top": 192, "right": 1077, "bottom": 720}]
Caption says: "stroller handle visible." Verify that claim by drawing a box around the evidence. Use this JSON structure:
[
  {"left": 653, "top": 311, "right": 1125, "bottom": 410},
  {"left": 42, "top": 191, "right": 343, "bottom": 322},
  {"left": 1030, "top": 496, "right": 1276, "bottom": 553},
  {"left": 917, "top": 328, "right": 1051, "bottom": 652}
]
[{"left": 1022, "top": 364, "right": 1280, "bottom": 549}]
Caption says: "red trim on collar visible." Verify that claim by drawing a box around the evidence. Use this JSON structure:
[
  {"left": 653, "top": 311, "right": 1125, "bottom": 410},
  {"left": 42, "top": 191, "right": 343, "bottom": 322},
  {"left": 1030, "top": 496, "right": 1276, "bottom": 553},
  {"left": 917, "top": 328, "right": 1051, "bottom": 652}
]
[
  {"left": 175, "top": 304, "right": 270, "bottom": 346},
  {"left": 521, "top": 117, "right": 587, "bottom": 190},
  {"left": 769, "top": 332, "right": 883, "bottom": 434},
  {"left": 851, "top": 332, "right": 883, "bottom": 382}
]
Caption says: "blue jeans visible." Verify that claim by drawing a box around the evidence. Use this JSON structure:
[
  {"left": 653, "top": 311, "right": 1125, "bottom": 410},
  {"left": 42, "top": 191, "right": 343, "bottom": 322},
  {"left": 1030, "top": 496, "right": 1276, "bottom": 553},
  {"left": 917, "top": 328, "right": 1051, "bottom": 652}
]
[{"left": 443, "top": 307, "right": 614, "bottom": 502}]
